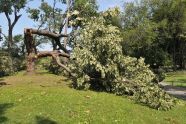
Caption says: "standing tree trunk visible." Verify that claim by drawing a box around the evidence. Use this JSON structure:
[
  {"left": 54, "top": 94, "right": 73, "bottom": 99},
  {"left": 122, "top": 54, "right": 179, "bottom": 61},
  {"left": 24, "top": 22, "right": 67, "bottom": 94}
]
[
  {"left": 26, "top": 53, "right": 36, "bottom": 74},
  {"left": 63, "top": 0, "right": 70, "bottom": 64},
  {"left": 63, "top": 0, "right": 69, "bottom": 48},
  {"left": 24, "top": 29, "right": 36, "bottom": 74},
  {"left": 4, "top": 9, "right": 22, "bottom": 52},
  {"left": 8, "top": 28, "right": 13, "bottom": 50}
]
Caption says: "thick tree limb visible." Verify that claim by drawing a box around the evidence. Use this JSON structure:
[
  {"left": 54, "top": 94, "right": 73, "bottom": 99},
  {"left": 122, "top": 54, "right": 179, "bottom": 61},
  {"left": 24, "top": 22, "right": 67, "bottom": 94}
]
[
  {"left": 59, "top": 10, "right": 68, "bottom": 34},
  {"left": 55, "top": 39, "right": 69, "bottom": 53},
  {"left": 4, "top": 8, "right": 22, "bottom": 49},
  {"left": 37, "top": 50, "right": 70, "bottom": 58},
  {"left": 24, "top": 28, "right": 69, "bottom": 53},
  {"left": 29, "top": 28, "right": 67, "bottom": 39},
  {"left": 4, "top": 12, "right": 11, "bottom": 28},
  {"left": 12, "top": 6, "right": 22, "bottom": 29},
  {"left": 36, "top": 50, "right": 74, "bottom": 76},
  {"left": 55, "top": 56, "right": 72, "bottom": 74}
]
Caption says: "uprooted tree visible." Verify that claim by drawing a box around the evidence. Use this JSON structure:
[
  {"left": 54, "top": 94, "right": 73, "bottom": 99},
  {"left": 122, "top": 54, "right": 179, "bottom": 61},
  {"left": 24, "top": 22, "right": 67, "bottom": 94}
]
[
  {"left": 23, "top": 7, "right": 176, "bottom": 111},
  {"left": 69, "top": 8, "right": 176, "bottom": 110},
  {"left": 24, "top": 28, "right": 72, "bottom": 75}
]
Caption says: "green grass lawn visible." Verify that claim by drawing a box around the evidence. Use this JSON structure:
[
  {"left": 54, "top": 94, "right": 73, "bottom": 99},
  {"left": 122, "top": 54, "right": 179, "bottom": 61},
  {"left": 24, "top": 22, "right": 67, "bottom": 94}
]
[
  {"left": 164, "top": 71, "right": 186, "bottom": 87},
  {"left": 0, "top": 72, "right": 186, "bottom": 124}
]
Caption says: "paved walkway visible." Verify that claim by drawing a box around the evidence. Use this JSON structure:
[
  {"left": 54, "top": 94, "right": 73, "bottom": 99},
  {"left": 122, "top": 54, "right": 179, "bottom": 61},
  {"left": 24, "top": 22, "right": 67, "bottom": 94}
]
[{"left": 159, "top": 82, "right": 186, "bottom": 100}]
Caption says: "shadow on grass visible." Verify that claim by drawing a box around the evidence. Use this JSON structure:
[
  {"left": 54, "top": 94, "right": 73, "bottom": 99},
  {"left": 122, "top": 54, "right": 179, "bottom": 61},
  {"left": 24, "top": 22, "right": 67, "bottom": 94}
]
[
  {"left": 0, "top": 79, "right": 9, "bottom": 87},
  {"left": 35, "top": 116, "right": 57, "bottom": 124},
  {"left": 0, "top": 103, "right": 14, "bottom": 123},
  {"left": 35, "top": 71, "right": 51, "bottom": 75}
]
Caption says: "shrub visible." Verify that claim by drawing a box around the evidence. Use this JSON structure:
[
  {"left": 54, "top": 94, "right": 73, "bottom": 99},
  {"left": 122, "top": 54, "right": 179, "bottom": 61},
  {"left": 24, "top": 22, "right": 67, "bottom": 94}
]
[
  {"left": 39, "top": 57, "right": 66, "bottom": 75},
  {"left": 48, "top": 62, "right": 63, "bottom": 75},
  {"left": 153, "top": 68, "right": 166, "bottom": 83},
  {"left": 12, "top": 57, "right": 26, "bottom": 71},
  {"left": 0, "top": 54, "right": 14, "bottom": 77}
]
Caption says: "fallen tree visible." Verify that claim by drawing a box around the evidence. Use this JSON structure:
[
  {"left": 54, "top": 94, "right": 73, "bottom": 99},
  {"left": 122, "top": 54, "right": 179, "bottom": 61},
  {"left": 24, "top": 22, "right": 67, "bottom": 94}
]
[
  {"left": 69, "top": 8, "right": 176, "bottom": 110},
  {"left": 24, "top": 28, "right": 72, "bottom": 75},
  {"left": 23, "top": 8, "right": 176, "bottom": 111}
]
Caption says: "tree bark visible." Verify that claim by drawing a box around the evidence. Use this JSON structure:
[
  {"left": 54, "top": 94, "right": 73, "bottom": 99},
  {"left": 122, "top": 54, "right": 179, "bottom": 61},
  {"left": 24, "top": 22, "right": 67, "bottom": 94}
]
[
  {"left": 37, "top": 51, "right": 70, "bottom": 58},
  {"left": 30, "top": 28, "right": 67, "bottom": 40},
  {"left": 24, "top": 29, "right": 36, "bottom": 74},
  {"left": 26, "top": 53, "right": 36, "bottom": 74},
  {"left": 63, "top": 0, "right": 70, "bottom": 64},
  {"left": 8, "top": 28, "right": 13, "bottom": 49}
]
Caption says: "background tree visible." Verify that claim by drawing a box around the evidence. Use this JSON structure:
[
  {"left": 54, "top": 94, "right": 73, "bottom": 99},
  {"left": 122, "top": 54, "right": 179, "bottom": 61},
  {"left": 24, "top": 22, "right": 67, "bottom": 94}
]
[
  {"left": 151, "top": 0, "right": 186, "bottom": 69},
  {"left": 0, "top": 34, "right": 26, "bottom": 74},
  {"left": 121, "top": 0, "right": 186, "bottom": 70},
  {"left": 0, "top": 0, "right": 27, "bottom": 51}
]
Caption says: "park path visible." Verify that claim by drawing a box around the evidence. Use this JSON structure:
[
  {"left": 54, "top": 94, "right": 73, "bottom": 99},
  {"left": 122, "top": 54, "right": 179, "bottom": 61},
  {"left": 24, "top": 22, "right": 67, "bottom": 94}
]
[{"left": 159, "top": 82, "right": 186, "bottom": 100}]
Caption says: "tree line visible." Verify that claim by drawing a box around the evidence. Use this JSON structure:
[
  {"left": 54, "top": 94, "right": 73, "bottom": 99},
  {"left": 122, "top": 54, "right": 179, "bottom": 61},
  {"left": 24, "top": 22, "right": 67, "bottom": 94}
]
[{"left": 121, "top": 0, "right": 186, "bottom": 70}]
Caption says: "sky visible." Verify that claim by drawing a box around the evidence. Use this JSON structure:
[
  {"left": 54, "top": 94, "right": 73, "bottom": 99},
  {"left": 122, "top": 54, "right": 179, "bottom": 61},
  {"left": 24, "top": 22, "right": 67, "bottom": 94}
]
[{"left": 0, "top": 0, "right": 133, "bottom": 49}]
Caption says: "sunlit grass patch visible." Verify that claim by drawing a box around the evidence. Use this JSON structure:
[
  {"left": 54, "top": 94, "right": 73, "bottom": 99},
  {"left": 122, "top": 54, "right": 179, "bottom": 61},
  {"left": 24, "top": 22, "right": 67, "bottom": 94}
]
[
  {"left": 164, "top": 71, "right": 186, "bottom": 87},
  {"left": 0, "top": 72, "right": 186, "bottom": 123}
]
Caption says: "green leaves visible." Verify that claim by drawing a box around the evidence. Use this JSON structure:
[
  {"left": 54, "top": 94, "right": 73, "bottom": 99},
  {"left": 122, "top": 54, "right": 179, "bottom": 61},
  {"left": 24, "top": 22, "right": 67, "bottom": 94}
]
[
  {"left": 121, "top": 0, "right": 186, "bottom": 69},
  {"left": 69, "top": 8, "right": 176, "bottom": 110},
  {"left": 0, "top": 54, "right": 14, "bottom": 77},
  {"left": 0, "top": 0, "right": 27, "bottom": 14},
  {"left": 73, "top": 0, "right": 98, "bottom": 17},
  {"left": 27, "top": 8, "right": 40, "bottom": 21},
  {"left": 135, "top": 84, "right": 176, "bottom": 110}
]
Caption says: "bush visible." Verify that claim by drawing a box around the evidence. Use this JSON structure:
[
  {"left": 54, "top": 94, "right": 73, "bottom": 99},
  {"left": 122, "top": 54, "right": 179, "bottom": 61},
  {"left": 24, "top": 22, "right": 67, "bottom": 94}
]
[
  {"left": 0, "top": 49, "right": 26, "bottom": 77},
  {"left": 0, "top": 54, "right": 14, "bottom": 77},
  {"left": 153, "top": 68, "right": 166, "bottom": 83},
  {"left": 69, "top": 8, "right": 176, "bottom": 110},
  {"left": 48, "top": 62, "right": 63, "bottom": 75},
  {"left": 39, "top": 57, "right": 66, "bottom": 75},
  {"left": 12, "top": 57, "right": 26, "bottom": 71}
]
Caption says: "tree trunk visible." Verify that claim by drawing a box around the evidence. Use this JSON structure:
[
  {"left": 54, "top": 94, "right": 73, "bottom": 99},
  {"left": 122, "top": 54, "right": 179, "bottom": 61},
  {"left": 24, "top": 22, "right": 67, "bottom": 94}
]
[
  {"left": 26, "top": 53, "right": 36, "bottom": 74},
  {"left": 64, "top": 0, "right": 69, "bottom": 48},
  {"left": 24, "top": 29, "right": 36, "bottom": 74},
  {"left": 63, "top": 0, "right": 70, "bottom": 64},
  {"left": 8, "top": 28, "right": 13, "bottom": 51}
]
